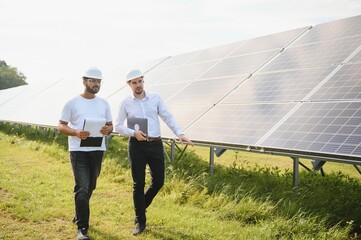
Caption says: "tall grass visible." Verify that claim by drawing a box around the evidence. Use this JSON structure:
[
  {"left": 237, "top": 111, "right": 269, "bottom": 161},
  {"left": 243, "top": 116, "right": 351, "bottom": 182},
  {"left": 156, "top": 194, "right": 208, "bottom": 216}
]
[{"left": 0, "top": 123, "right": 360, "bottom": 239}]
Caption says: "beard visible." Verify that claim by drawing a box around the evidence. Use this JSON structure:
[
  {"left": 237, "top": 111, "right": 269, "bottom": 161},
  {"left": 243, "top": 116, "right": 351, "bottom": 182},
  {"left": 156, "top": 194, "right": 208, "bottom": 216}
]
[
  {"left": 134, "top": 87, "right": 143, "bottom": 95},
  {"left": 86, "top": 84, "right": 99, "bottom": 94}
]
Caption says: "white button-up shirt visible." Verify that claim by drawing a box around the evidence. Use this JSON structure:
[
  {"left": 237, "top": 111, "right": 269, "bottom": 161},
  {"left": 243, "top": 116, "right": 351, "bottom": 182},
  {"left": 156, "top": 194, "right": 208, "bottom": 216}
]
[{"left": 114, "top": 92, "right": 183, "bottom": 138}]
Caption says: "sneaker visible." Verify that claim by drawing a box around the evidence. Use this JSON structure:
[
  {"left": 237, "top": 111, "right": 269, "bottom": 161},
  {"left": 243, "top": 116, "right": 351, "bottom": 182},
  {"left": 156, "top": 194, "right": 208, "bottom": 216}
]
[
  {"left": 132, "top": 223, "right": 146, "bottom": 235},
  {"left": 76, "top": 228, "right": 89, "bottom": 240}
]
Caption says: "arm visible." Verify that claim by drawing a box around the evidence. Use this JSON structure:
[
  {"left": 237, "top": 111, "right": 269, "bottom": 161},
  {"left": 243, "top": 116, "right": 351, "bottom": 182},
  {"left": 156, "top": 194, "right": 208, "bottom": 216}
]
[
  {"left": 58, "top": 120, "right": 90, "bottom": 140},
  {"left": 100, "top": 121, "right": 113, "bottom": 135},
  {"left": 114, "top": 101, "right": 147, "bottom": 141},
  {"left": 157, "top": 96, "right": 193, "bottom": 146},
  {"left": 178, "top": 134, "right": 194, "bottom": 146}
]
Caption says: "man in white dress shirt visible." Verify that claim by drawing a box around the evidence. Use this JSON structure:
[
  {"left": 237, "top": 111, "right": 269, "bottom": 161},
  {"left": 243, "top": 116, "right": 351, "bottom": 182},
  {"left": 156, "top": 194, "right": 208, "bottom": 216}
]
[{"left": 114, "top": 69, "right": 193, "bottom": 235}]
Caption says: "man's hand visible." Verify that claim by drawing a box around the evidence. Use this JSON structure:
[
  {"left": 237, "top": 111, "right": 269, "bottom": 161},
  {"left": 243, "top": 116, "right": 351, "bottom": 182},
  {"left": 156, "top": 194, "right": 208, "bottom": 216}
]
[
  {"left": 100, "top": 125, "right": 112, "bottom": 135},
  {"left": 76, "top": 130, "right": 90, "bottom": 140},
  {"left": 178, "top": 134, "right": 193, "bottom": 146},
  {"left": 134, "top": 130, "right": 147, "bottom": 141}
]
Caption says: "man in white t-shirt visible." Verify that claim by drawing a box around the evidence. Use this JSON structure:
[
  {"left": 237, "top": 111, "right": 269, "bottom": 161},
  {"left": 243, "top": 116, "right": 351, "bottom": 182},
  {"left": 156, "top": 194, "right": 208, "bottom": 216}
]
[{"left": 58, "top": 67, "right": 113, "bottom": 240}]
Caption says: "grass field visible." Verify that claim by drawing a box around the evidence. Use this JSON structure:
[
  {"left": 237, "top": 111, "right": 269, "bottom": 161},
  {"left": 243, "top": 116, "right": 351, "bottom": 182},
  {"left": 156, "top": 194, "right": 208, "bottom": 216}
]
[{"left": 0, "top": 124, "right": 361, "bottom": 239}]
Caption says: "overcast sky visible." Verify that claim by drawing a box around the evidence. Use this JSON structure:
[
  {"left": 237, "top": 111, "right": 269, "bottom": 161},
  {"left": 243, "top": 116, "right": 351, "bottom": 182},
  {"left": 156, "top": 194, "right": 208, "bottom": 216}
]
[{"left": 0, "top": 0, "right": 360, "bottom": 84}]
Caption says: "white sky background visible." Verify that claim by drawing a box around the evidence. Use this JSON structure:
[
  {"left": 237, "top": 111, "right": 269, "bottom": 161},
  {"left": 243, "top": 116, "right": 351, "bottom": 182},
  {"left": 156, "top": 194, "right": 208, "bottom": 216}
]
[{"left": 0, "top": 0, "right": 361, "bottom": 84}]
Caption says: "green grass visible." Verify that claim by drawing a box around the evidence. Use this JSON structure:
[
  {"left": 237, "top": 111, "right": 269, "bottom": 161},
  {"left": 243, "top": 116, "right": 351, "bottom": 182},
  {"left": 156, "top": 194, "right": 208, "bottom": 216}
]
[{"left": 0, "top": 124, "right": 360, "bottom": 239}]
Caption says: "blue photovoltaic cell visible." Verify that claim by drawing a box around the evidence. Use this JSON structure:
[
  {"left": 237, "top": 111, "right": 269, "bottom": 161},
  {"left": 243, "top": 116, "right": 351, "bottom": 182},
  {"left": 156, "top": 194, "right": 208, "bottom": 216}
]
[
  {"left": 261, "top": 36, "right": 361, "bottom": 72},
  {"left": 310, "top": 63, "right": 361, "bottom": 101},
  {"left": 222, "top": 66, "right": 335, "bottom": 103},
  {"left": 260, "top": 102, "right": 361, "bottom": 157},
  {"left": 200, "top": 50, "right": 278, "bottom": 79},
  {"left": 185, "top": 103, "right": 296, "bottom": 146},
  {"left": 295, "top": 15, "right": 361, "bottom": 46}
]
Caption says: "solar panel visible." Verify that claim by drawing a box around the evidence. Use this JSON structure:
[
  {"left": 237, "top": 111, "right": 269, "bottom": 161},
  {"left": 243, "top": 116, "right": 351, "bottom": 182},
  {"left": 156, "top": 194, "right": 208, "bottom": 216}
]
[
  {"left": 160, "top": 104, "right": 211, "bottom": 138},
  {"left": 295, "top": 15, "right": 361, "bottom": 45},
  {"left": 101, "top": 56, "right": 170, "bottom": 98},
  {"left": 222, "top": 66, "right": 336, "bottom": 103},
  {"left": 309, "top": 63, "right": 361, "bottom": 101},
  {"left": 0, "top": 79, "right": 79, "bottom": 126},
  {"left": 146, "top": 82, "right": 190, "bottom": 102},
  {"left": 260, "top": 102, "right": 361, "bottom": 158},
  {"left": 261, "top": 36, "right": 361, "bottom": 72},
  {"left": 200, "top": 50, "right": 279, "bottom": 79},
  {"left": 187, "top": 40, "right": 246, "bottom": 64},
  {"left": 349, "top": 50, "right": 361, "bottom": 64},
  {"left": 184, "top": 103, "right": 296, "bottom": 146},
  {"left": 154, "top": 60, "right": 219, "bottom": 84},
  {"left": 142, "top": 67, "right": 176, "bottom": 85},
  {"left": 167, "top": 75, "right": 247, "bottom": 105},
  {"left": 1, "top": 14, "right": 361, "bottom": 164},
  {"left": 0, "top": 82, "right": 62, "bottom": 120},
  {"left": 230, "top": 27, "right": 309, "bottom": 56},
  {"left": 155, "top": 50, "right": 203, "bottom": 68},
  {"left": 105, "top": 87, "right": 133, "bottom": 118},
  {"left": 0, "top": 85, "right": 29, "bottom": 106}
]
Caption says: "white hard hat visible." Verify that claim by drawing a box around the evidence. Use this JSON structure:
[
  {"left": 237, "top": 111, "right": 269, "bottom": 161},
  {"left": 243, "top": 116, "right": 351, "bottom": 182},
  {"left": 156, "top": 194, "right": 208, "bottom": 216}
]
[
  {"left": 126, "top": 69, "right": 143, "bottom": 82},
  {"left": 83, "top": 67, "right": 102, "bottom": 80}
]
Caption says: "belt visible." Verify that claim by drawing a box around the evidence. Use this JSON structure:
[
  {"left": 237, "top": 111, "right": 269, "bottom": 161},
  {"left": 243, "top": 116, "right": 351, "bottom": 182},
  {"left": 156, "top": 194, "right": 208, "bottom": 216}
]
[{"left": 147, "top": 137, "right": 162, "bottom": 142}]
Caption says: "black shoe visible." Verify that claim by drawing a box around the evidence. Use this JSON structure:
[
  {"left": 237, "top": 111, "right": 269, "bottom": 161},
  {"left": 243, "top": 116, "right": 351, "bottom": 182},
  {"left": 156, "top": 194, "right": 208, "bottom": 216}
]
[
  {"left": 132, "top": 223, "right": 146, "bottom": 235},
  {"left": 76, "top": 228, "right": 90, "bottom": 240}
]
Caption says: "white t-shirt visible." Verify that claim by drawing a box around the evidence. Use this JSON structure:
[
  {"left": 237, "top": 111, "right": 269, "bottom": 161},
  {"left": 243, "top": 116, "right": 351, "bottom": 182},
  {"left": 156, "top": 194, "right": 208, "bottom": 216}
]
[{"left": 60, "top": 95, "right": 112, "bottom": 151}]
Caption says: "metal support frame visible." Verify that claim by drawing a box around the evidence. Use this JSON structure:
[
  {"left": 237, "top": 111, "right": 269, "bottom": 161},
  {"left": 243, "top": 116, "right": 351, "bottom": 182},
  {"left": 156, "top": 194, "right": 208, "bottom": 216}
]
[
  {"left": 292, "top": 157, "right": 299, "bottom": 189},
  {"left": 354, "top": 165, "right": 361, "bottom": 175},
  {"left": 298, "top": 161, "right": 312, "bottom": 172},
  {"left": 209, "top": 147, "right": 215, "bottom": 174},
  {"left": 163, "top": 140, "right": 189, "bottom": 162},
  {"left": 3, "top": 121, "right": 361, "bottom": 189}
]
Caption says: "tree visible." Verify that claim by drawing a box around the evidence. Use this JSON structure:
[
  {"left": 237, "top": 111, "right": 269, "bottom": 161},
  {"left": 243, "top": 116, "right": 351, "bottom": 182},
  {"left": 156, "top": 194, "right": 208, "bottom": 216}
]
[{"left": 0, "top": 60, "right": 27, "bottom": 90}]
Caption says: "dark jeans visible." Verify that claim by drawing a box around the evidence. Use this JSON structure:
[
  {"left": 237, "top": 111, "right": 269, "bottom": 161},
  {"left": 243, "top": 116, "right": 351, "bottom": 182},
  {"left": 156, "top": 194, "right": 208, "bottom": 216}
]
[
  {"left": 70, "top": 151, "right": 104, "bottom": 230},
  {"left": 128, "top": 138, "right": 164, "bottom": 225}
]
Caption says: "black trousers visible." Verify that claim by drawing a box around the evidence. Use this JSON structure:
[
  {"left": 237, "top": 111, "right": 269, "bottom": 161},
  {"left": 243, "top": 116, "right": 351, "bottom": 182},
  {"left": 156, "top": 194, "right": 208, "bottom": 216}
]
[
  {"left": 70, "top": 151, "right": 103, "bottom": 230},
  {"left": 128, "top": 137, "right": 164, "bottom": 225}
]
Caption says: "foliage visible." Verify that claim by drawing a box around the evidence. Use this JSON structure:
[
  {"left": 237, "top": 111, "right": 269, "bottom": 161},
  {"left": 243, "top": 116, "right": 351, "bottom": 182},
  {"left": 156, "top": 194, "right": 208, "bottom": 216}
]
[
  {"left": 0, "top": 123, "right": 360, "bottom": 239},
  {"left": 0, "top": 60, "right": 27, "bottom": 90}
]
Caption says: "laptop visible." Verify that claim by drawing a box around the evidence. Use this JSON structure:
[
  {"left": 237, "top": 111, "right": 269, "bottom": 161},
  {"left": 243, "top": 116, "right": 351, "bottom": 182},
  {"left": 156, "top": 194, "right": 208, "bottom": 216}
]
[{"left": 127, "top": 117, "right": 148, "bottom": 136}]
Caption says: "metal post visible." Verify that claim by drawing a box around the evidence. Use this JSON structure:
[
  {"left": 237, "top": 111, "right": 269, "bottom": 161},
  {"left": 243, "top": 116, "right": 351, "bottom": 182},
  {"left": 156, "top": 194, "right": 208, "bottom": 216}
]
[
  {"left": 292, "top": 157, "right": 299, "bottom": 189},
  {"left": 209, "top": 147, "right": 215, "bottom": 174},
  {"left": 171, "top": 140, "right": 175, "bottom": 161}
]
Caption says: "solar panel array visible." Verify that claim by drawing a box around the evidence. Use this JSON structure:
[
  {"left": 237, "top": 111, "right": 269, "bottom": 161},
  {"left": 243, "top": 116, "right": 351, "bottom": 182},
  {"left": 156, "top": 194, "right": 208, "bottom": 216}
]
[{"left": 1, "top": 15, "right": 361, "bottom": 162}]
